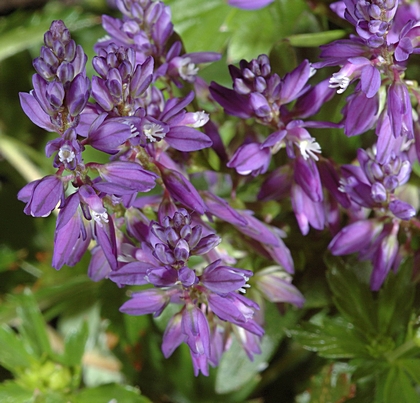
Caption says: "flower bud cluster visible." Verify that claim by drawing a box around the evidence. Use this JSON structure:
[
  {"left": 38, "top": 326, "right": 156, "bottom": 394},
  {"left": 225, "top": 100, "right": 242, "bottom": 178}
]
[{"left": 347, "top": 0, "right": 398, "bottom": 47}]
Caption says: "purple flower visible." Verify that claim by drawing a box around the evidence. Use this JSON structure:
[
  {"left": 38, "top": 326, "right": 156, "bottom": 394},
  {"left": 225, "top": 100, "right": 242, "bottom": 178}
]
[
  {"left": 254, "top": 266, "right": 305, "bottom": 308},
  {"left": 162, "top": 313, "right": 185, "bottom": 358},
  {"left": 291, "top": 183, "right": 325, "bottom": 235},
  {"left": 329, "top": 220, "right": 382, "bottom": 256},
  {"left": 227, "top": 142, "right": 271, "bottom": 176},
  {"left": 159, "top": 166, "right": 207, "bottom": 214},
  {"left": 371, "top": 224, "right": 399, "bottom": 291},
  {"left": 52, "top": 203, "right": 92, "bottom": 270},
  {"left": 119, "top": 288, "right": 171, "bottom": 317},
  {"left": 18, "top": 175, "right": 65, "bottom": 217},
  {"left": 93, "top": 161, "right": 157, "bottom": 195},
  {"left": 208, "top": 292, "right": 263, "bottom": 336},
  {"left": 200, "top": 260, "right": 252, "bottom": 294}
]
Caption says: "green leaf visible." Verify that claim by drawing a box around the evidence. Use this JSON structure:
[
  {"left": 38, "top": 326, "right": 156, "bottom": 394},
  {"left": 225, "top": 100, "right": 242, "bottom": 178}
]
[
  {"left": 0, "top": 325, "right": 33, "bottom": 372},
  {"left": 287, "top": 30, "right": 346, "bottom": 47},
  {"left": 326, "top": 256, "right": 377, "bottom": 336},
  {"left": 73, "top": 384, "right": 152, "bottom": 403},
  {"left": 287, "top": 316, "right": 368, "bottom": 359},
  {"left": 164, "top": 0, "right": 231, "bottom": 54},
  {"left": 123, "top": 314, "right": 149, "bottom": 345},
  {"left": 62, "top": 321, "right": 89, "bottom": 367},
  {"left": 0, "top": 4, "right": 98, "bottom": 62},
  {"left": 0, "top": 381, "right": 33, "bottom": 402},
  {"left": 377, "top": 259, "right": 414, "bottom": 337},
  {"left": 13, "top": 289, "right": 52, "bottom": 359},
  {"left": 269, "top": 40, "right": 298, "bottom": 77},
  {"left": 383, "top": 366, "right": 420, "bottom": 403},
  {"left": 399, "top": 358, "right": 420, "bottom": 385}
]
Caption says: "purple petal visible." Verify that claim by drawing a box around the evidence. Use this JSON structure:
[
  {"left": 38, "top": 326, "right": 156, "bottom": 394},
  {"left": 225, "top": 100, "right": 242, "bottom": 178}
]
[
  {"left": 360, "top": 65, "right": 381, "bottom": 98},
  {"left": 165, "top": 126, "right": 212, "bottom": 151},
  {"left": 19, "top": 92, "right": 56, "bottom": 132},
  {"left": 120, "top": 289, "right": 170, "bottom": 317},
  {"left": 279, "top": 60, "right": 311, "bottom": 104},
  {"left": 88, "top": 245, "right": 112, "bottom": 282},
  {"left": 389, "top": 200, "right": 416, "bottom": 220},
  {"left": 160, "top": 167, "right": 207, "bottom": 215},
  {"left": 162, "top": 313, "right": 185, "bottom": 358},
  {"left": 109, "top": 261, "right": 155, "bottom": 286}
]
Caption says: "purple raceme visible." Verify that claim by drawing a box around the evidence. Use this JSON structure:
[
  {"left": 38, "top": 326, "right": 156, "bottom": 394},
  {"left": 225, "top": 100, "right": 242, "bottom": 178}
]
[
  {"left": 111, "top": 209, "right": 264, "bottom": 376},
  {"left": 210, "top": 56, "right": 340, "bottom": 234},
  {"left": 315, "top": 1, "right": 420, "bottom": 144},
  {"left": 96, "top": 0, "right": 220, "bottom": 86},
  {"left": 329, "top": 142, "right": 417, "bottom": 289}
]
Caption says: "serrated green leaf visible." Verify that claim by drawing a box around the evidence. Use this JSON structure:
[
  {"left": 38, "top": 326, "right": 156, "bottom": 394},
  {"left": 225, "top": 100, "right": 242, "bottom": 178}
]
[
  {"left": 0, "top": 381, "right": 33, "bottom": 403},
  {"left": 13, "top": 289, "right": 52, "bottom": 359},
  {"left": 0, "top": 325, "right": 33, "bottom": 372},
  {"left": 287, "top": 30, "right": 346, "bottom": 47},
  {"left": 287, "top": 317, "right": 367, "bottom": 359},
  {"left": 377, "top": 259, "right": 414, "bottom": 337},
  {"left": 326, "top": 257, "right": 377, "bottom": 336},
  {"left": 73, "top": 384, "right": 151, "bottom": 403}
]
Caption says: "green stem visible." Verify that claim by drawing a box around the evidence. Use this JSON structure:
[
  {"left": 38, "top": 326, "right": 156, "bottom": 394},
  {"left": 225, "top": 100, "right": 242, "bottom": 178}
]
[{"left": 386, "top": 339, "right": 418, "bottom": 362}]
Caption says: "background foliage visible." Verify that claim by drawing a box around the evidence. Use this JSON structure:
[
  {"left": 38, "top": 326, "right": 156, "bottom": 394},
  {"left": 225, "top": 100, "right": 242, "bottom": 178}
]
[{"left": 0, "top": 0, "right": 419, "bottom": 402}]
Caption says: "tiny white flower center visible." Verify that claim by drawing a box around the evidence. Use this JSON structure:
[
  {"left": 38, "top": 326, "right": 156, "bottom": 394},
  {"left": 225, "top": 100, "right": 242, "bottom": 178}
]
[
  {"left": 92, "top": 210, "right": 109, "bottom": 227},
  {"left": 58, "top": 145, "right": 75, "bottom": 164},
  {"left": 178, "top": 57, "right": 199, "bottom": 82},
  {"left": 143, "top": 123, "right": 166, "bottom": 142},
  {"left": 190, "top": 111, "right": 209, "bottom": 128},
  {"left": 329, "top": 72, "right": 351, "bottom": 94},
  {"left": 297, "top": 138, "right": 322, "bottom": 161}
]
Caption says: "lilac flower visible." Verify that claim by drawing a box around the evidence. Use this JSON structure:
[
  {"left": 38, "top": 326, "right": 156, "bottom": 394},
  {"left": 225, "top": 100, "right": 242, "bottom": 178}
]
[
  {"left": 315, "top": 0, "right": 419, "bottom": 144},
  {"left": 98, "top": 0, "right": 173, "bottom": 62},
  {"left": 110, "top": 208, "right": 264, "bottom": 375},
  {"left": 18, "top": 175, "right": 65, "bottom": 218},
  {"left": 92, "top": 161, "right": 158, "bottom": 195},
  {"left": 159, "top": 166, "right": 207, "bottom": 214},
  {"left": 254, "top": 266, "right": 305, "bottom": 308},
  {"left": 291, "top": 184, "right": 325, "bottom": 235},
  {"left": 120, "top": 288, "right": 171, "bottom": 316},
  {"left": 227, "top": 142, "right": 271, "bottom": 176},
  {"left": 160, "top": 41, "right": 221, "bottom": 86}
]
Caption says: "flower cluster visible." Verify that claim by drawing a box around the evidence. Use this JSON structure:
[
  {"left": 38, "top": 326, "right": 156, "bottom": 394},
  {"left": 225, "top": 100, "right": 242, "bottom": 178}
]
[
  {"left": 17, "top": 0, "right": 304, "bottom": 376},
  {"left": 111, "top": 209, "right": 265, "bottom": 376},
  {"left": 17, "top": 0, "right": 420, "bottom": 379}
]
